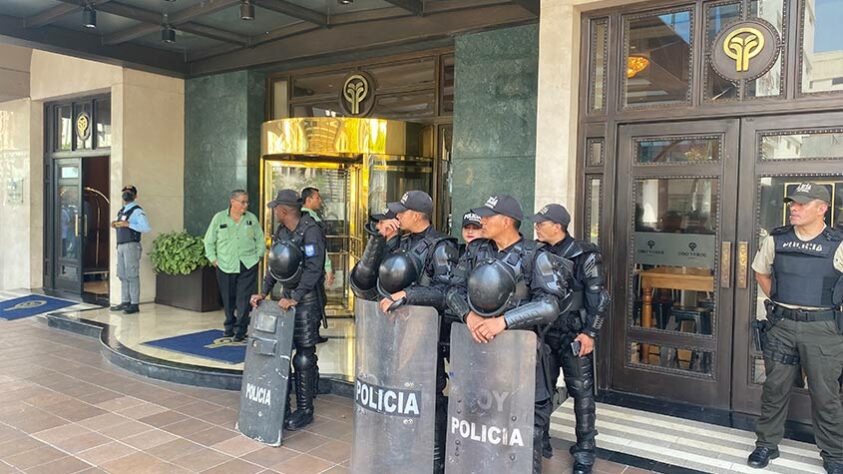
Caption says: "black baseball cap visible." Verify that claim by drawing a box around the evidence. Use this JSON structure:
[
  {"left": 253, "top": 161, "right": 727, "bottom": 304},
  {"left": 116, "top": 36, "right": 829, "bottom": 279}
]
[
  {"left": 529, "top": 204, "right": 571, "bottom": 227},
  {"left": 370, "top": 207, "right": 397, "bottom": 221},
  {"left": 387, "top": 190, "right": 434, "bottom": 214},
  {"left": 122, "top": 185, "right": 137, "bottom": 195},
  {"left": 472, "top": 194, "right": 524, "bottom": 222},
  {"left": 267, "top": 189, "right": 301, "bottom": 208},
  {"left": 462, "top": 211, "right": 482, "bottom": 228},
  {"left": 785, "top": 182, "right": 831, "bottom": 204}
]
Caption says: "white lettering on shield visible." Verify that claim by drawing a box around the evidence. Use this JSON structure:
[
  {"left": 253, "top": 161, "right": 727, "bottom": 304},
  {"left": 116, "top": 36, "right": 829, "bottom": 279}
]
[
  {"left": 449, "top": 389, "right": 525, "bottom": 447},
  {"left": 245, "top": 383, "right": 272, "bottom": 406},
  {"left": 355, "top": 378, "right": 421, "bottom": 417}
]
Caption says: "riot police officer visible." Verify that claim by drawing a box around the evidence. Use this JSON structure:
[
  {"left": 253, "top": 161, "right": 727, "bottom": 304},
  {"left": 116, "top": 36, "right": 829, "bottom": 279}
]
[
  {"left": 350, "top": 190, "right": 458, "bottom": 473},
  {"left": 531, "top": 204, "right": 609, "bottom": 474},
  {"left": 250, "top": 189, "right": 327, "bottom": 431},
  {"left": 446, "top": 194, "right": 573, "bottom": 474},
  {"left": 747, "top": 183, "right": 843, "bottom": 474}
]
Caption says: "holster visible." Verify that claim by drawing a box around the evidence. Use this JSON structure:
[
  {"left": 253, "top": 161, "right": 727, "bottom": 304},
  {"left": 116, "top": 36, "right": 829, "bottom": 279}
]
[
  {"left": 752, "top": 319, "right": 770, "bottom": 352},
  {"left": 835, "top": 309, "right": 843, "bottom": 335}
]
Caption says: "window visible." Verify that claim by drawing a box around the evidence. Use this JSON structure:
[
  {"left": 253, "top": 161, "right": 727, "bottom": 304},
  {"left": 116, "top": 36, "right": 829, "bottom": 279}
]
[
  {"left": 801, "top": 0, "right": 843, "bottom": 94},
  {"left": 589, "top": 19, "right": 608, "bottom": 112}
]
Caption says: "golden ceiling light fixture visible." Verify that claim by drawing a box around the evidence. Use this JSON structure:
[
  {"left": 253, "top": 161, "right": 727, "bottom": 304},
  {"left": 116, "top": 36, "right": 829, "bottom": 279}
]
[{"left": 627, "top": 55, "right": 650, "bottom": 78}]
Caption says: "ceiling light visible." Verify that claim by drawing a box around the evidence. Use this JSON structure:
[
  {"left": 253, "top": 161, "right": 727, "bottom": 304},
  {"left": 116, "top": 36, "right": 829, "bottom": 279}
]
[
  {"left": 240, "top": 0, "right": 255, "bottom": 21},
  {"left": 338, "top": 0, "right": 354, "bottom": 4},
  {"left": 161, "top": 26, "right": 176, "bottom": 43},
  {"left": 82, "top": 6, "right": 96, "bottom": 29}
]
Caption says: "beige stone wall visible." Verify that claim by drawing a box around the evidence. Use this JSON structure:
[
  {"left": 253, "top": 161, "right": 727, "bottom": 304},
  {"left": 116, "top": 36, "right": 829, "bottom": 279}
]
[
  {"left": 0, "top": 44, "right": 31, "bottom": 103},
  {"left": 6, "top": 50, "right": 184, "bottom": 303},
  {"left": 535, "top": 0, "right": 649, "bottom": 230}
]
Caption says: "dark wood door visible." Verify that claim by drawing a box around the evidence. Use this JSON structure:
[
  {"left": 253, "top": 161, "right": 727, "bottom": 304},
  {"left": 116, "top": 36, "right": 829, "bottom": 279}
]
[
  {"left": 731, "top": 111, "right": 843, "bottom": 423},
  {"left": 611, "top": 119, "right": 740, "bottom": 408},
  {"left": 53, "top": 158, "right": 84, "bottom": 295}
]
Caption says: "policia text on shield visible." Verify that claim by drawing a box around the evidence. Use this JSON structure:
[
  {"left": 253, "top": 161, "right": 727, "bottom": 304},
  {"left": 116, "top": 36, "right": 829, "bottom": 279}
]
[{"left": 748, "top": 182, "right": 843, "bottom": 474}]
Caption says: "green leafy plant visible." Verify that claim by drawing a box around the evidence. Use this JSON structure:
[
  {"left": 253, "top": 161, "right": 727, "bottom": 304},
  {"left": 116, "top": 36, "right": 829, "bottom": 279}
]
[{"left": 149, "top": 231, "right": 210, "bottom": 275}]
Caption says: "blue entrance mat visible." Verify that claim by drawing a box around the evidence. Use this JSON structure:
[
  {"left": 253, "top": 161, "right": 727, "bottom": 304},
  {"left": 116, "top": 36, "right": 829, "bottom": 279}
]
[
  {"left": 0, "top": 295, "right": 76, "bottom": 320},
  {"left": 142, "top": 329, "right": 247, "bottom": 364}
]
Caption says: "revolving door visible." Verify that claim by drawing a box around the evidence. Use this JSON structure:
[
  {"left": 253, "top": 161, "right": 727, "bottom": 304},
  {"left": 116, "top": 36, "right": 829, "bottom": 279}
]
[{"left": 260, "top": 117, "right": 434, "bottom": 316}]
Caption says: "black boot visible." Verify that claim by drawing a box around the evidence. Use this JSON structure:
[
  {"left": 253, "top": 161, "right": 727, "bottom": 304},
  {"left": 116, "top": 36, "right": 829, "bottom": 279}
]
[
  {"left": 285, "top": 349, "right": 317, "bottom": 431},
  {"left": 747, "top": 447, "right": 779, "bottom": 468},
  {"left": 123, "top": 304, "right": 139, "bottom": 314},
  {"left": 542, "top": 429, "right": 553, "bottom": 459},
  {"left": 110, "top": 302, "right": 129, "bottom": 311},
  {"left": 570, "top": 445, "right": 595, "bottom": 474}
]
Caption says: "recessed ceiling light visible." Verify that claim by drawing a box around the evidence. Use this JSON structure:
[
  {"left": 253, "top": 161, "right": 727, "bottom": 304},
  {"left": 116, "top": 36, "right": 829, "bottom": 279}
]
[
  {"left": 338, "top": 0, "right": 354, "bottom": 4},
  {"left": 240, "top": 0, "right": 255, "bottom": 21},
  {"left": 161, "top": 26, "right": 176, "bottom": 43},
  {"left": 82, "top": 6, "right": 96, "bottom": 29}
]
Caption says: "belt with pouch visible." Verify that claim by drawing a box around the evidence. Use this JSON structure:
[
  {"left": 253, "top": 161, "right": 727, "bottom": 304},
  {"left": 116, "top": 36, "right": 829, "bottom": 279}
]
[{"left": 776, "top": 306, "right": 836, "bottom": 322}]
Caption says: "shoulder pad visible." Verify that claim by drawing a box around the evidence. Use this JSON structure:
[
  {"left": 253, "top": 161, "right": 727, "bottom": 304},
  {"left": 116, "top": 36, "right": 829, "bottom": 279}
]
[
  {"left": 770, "top": 225, "right": 792, "bottom": 236},
  {"left": 532, "top": 251, "right": 573, "bottom": 297},
  {"left": 823, "top": 226, "right": 843, "bottom": 242}
]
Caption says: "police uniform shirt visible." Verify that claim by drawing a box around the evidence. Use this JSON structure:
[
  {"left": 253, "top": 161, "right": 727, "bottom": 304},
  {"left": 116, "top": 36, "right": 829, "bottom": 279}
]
[
  {"left": 752, "top": 226, "right": 843, "bottom": 309},
  {"left": 266, "top": 215, "right": 327, "bottom": 302}
]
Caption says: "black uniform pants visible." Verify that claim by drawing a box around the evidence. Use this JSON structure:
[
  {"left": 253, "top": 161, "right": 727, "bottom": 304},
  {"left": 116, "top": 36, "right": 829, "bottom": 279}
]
[{"left": 217, "top": 262, "right": 257, "bottom": 337}]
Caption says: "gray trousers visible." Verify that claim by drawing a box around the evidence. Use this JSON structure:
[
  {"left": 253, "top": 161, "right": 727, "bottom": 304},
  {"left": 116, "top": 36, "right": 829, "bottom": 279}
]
[{"left": 117, "top": 242, "right": 141, "bottom": 304}]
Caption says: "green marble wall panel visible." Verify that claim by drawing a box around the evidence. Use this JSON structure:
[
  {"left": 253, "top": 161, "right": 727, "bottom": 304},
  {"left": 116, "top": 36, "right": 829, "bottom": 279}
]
[
  {"left": 185, "top": 70, "right": 265, "bottom": 235},
  {"left": 451, "top": 24, "right": 538, "bottom": 237}
]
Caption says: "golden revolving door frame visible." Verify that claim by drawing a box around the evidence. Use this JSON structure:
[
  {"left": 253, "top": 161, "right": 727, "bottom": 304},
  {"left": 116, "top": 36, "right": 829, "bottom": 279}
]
[{"left": 260, "top": 117, "right": 434, "bottom": 316}]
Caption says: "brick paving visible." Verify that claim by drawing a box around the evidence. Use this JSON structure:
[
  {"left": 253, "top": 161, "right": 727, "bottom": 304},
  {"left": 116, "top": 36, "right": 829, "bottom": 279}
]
[{"left": 0, "top": 318, "right": 647, "bottom": 473}]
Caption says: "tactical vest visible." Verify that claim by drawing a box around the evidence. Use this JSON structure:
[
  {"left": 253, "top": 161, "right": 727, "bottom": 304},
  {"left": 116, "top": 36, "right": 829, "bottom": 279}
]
[
  {"left": 471, "top": 238, "right": 538, "bottom": 311},
  {"left": 274, "top": 215, "right": 320, "bottom": 290},
  {"left": 551, "top": 237, "right": 599, "bottom": 312},
  {"left": 116, "top": 205, "right": 142, "bottom": 244},
  {"left": 395, "top": 229, "right": 454, "bottom": 287},
  {"left": 772, "top": 226, "right": 843, "bottom": 307}
]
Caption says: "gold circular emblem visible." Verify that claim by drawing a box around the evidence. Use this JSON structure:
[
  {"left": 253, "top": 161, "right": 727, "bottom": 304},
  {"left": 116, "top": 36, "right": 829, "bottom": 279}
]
[
  {"left": 76, "top": 112, "right": 91, "bottom": 140},
  {"left": 339, "top": 71, "right": 376, "bottom": 116},
  {"left": 711, "top": 19, "right": 780, "bottom": 82},
  {"left": 4, "top": 300, "right": 47, "bottom": 312}
]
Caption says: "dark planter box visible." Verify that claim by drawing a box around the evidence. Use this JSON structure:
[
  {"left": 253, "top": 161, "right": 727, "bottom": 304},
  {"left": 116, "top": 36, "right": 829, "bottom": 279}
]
[{"left": 155, "top": 266, "right": 221, "bottom": 312}]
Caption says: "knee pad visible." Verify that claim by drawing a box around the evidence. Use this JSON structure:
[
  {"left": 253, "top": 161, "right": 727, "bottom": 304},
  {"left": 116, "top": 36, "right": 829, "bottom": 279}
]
[{"left": 293, "top": 347, "right": 317, "bottom": 372}]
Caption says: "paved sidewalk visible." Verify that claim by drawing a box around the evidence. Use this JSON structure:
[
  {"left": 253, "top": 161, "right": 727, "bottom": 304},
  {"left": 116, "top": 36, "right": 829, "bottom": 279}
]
[{"left": 0, "top": 318, "right": 646, "bottom": 473}]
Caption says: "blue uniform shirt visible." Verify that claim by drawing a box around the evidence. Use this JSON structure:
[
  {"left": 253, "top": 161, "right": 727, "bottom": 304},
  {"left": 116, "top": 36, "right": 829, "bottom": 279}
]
[{"left": 123, "top": 202, "right": 151, "bottom": 234}]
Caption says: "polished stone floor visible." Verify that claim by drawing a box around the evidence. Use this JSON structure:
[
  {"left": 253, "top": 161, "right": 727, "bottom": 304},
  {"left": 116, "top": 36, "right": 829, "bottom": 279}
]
[{"left": 0, "top": 317, "right": 640, "bottom": 473}]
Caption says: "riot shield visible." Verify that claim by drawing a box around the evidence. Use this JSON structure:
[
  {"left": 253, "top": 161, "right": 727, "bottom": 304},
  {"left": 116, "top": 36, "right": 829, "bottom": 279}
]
[
  {"left": 446, "top": 324, "right": 536, "bottom": 473},
  {"left": 236, "top": 301, "right": 295, "bottom": 446},
  {"left": 350, "top": 299, "right": 440, "bottom": 474}
]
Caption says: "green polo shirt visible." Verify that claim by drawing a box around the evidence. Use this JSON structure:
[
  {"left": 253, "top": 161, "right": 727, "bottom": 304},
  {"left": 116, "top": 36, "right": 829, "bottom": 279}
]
[
  {"left": 303, "top": 207, "right": 333, "bottom": 274},
  {"left": 203, "top": 209, "right": 265, "bottom": 274}
]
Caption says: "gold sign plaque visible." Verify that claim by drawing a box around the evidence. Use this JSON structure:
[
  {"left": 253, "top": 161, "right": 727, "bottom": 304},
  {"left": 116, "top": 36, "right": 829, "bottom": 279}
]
[
  {"left": 76, "top": 112, "right": 91, "bottom": 141},
  {"left": 711, "top": 19, "right": 780, "bottom": 82},
  {"left": 339, "top": 71, "right": 376, "bottom": 117}
]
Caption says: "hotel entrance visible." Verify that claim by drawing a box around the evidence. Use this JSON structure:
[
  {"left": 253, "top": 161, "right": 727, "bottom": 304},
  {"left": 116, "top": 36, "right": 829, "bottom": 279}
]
[{"left": 260, "top": 117, "right": 434, "bottom": 316}]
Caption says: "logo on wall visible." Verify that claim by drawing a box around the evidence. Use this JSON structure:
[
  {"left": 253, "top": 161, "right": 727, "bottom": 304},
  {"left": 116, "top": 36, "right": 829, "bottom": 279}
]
[
  {"left": 76, "top": 112, "right": 91, "bottom": 141},
  {"left": 711, "top": 19, "right": 781, "bottom": 82},
  {"left": 339, "top": 72, "right": 376, "bottom": 116}
]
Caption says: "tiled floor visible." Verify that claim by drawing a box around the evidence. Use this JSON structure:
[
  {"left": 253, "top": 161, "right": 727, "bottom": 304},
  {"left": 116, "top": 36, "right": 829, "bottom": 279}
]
[{"left": 0, "top": 316, "right": 645, "bottom": 473}]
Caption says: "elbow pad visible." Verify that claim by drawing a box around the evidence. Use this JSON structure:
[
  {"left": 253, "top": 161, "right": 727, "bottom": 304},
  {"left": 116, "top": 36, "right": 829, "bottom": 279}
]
[{"left": 503, "top": 297, "right": 561, "bottom": 330}]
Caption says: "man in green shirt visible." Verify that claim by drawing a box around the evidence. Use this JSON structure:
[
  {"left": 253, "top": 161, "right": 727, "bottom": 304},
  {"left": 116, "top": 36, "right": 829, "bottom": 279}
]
[
  {"left": 204, "top": 189, "right": 265, "bottom": 342},
  {"left": 301, "top": 187, "right": 334, "bottom": 287}
]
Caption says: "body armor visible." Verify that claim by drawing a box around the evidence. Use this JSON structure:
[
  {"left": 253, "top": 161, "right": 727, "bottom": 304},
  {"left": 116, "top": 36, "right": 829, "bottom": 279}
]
[
  {"left": 116, "top": 205, "right": 142, "bottom": 244},
  {"left": 267, "top": 241, "right": 303, "bottom": 284},
  {"left": 771, "top": 225, "right": 843, "bottom": 307}
]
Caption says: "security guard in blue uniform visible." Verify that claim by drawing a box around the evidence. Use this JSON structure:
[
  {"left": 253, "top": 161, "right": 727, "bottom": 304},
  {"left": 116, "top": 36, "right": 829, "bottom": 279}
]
[
  {"left": 250, "top": 189, "right": 327, "bottom": 431},
  {"left": 531, "top": 204, "right": 608, "bottom": 474},
  {"left": 748, "top": 183, "right": 843, "bottom": 474},
  {"left": 111, "top": 185, "right": 151, "bottom": 314}
]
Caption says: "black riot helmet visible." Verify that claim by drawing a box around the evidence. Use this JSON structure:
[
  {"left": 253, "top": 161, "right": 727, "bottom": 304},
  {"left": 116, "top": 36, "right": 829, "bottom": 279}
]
[
  {"left": 376, "top": 251, "right": 422, "bottom": 299},
  {"left": 467, "top": 259, "right": 520, "bottom": 317},
  {"left": 267, "top": 241, "right": 304, "bottom": 284}
]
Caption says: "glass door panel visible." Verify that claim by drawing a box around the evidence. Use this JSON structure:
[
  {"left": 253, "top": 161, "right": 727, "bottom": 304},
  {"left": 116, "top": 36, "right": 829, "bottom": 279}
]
[
  {"left": 54, "top": 159, "right": 83, "bottom": 294},
  {"left": 612, "top": 120, "right": 738, "bottom": 408}
]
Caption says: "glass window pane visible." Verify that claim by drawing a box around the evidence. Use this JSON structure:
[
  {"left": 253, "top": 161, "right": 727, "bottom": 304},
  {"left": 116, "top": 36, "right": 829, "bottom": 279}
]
[
  {"left": 374, "top": 92, "right": 436, "bottom": 119},
  {"left": 801, "top": 0, "right": 843, "bottom": 94},
  {"left": 586, "top": 177, "right": 601, "bottom": 244},
  {"left": 589, "top": 19, "right": 608, "bottom": 112},
  {"left": 587, "top": 139, "right": 604, "bottom": 166},
  {"left": 95, "top": 99, "right": 111, "bottom": 148},
  {"left": 440, "top": 55, "right": 455, "bottom": 115},
  {"left": 746, "top": 0, "right": 785, "bottom": 98},
  {"left": 760, "top": 130, "right": 843, "bottom": 160},
  {"left": 631, "top": 178, "right": 718, "bottom": 337},
  {"left": 272, "top": 80, "right": 289, "bottom": 119},
  {"left": 624, "top": 10, "right": 693, "bottom": 107},
  {"left": 292, "top": 102, "right": 346, "bottom": 118},
  {"left": 367, "top": 58, "right": 435, "bottom": 90},
  {"left": 58, "top": 105, "right": 72, "bottom": 151},
  {"left": 630, "top": 341, "right": 713, "bottom": 374},
  {"left": 704, "top": 2, "right": 741, "bottom": 101},
  {"left": 636, "top": 137, "right": 721, "bottom": 163},
  {"left": 292, "top": 71, "right": 347, "bottom": 98}
]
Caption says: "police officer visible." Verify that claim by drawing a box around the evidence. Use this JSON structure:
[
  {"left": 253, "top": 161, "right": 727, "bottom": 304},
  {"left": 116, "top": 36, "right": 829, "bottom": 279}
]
[
  {"left": 460, "top": 211, "right": 483, "bottom": 252},
  {"left": 250, "top": 189, "right": 327, "bottom": 431},
  {"left": 747, "top": 183, "right": 843, "bottom": 474},
  {"left": 110, "top": 185, "right": 151, "bottom": 314},
  {"left": 350, "top": 190, "right": 458, "bottom": 473},
  {"left": 531, "top": 204, "right": 609, "bottom": 474},
  {"left": 446, "top": 194, "right": 572, "bottom": 474}
]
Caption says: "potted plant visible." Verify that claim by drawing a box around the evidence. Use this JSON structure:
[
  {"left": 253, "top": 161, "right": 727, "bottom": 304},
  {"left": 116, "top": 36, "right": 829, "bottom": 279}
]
[{"left": 150, "top": 231, "right": 220, "bottom": 312}]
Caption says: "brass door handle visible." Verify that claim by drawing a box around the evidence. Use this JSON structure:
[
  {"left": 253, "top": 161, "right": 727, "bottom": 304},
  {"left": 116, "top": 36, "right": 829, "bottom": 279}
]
[
  {"left": 721, "top": 241, "right": 732, "bottom": 288},
  {"left": 737, "top": 241, "right": 749, "bottom": 289}
]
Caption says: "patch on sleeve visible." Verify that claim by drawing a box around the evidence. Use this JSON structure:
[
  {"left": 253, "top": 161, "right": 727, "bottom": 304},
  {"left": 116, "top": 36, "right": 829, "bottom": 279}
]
[{"left": 304, "top": 244, "right": 316, "bottom": 257}]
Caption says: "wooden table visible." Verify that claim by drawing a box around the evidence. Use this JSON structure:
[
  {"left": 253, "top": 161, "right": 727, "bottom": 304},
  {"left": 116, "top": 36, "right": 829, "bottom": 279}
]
[{"left": 639, "top": 267, "right": 715, "bottom": 361}]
